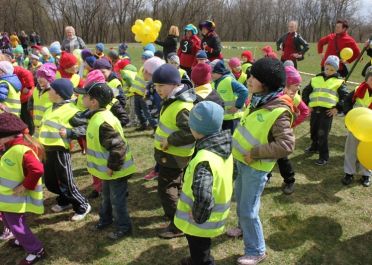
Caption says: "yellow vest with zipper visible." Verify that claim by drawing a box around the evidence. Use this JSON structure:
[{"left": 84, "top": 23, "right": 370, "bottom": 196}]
[
  {"left": 32, "top": 88, "right": 52, "bottom": 128},
  {"left": 121, "top": 69, "right": 137, "bottom": 97},
  {"left": 0, "top": 80, "right": 21, "bottom": 116},
  {"left": 237, "top": 72, "right": 248, "bottom": 86},
  {"left": 242, "top": 62, "right": 252, "bottom": 74},
  {"left": 309, "top": 76, "right": 344, "bottom": 108}
]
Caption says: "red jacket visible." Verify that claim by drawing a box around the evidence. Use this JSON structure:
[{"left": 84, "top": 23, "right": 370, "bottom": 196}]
[
  {"left": 177, "top": 34, "right": 201, "bottom": 68},
  {"left": 318, "top": 32, "right": 360, "bottom": 68},
  {"left": 13, "top": 66, "right": 35, "bottom": 103}
]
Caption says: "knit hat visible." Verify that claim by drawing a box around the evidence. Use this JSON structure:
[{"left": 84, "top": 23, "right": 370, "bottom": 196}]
[
  {"left": 241, "top": 50, "right": 254, "bottom": 62},
  {"left": 59, "top": 51, "right": 77, "bottom": 69},
  {"left": 142, "top": 50, "right": 154, "bottom": 60},
  {"left": 285, "top": 66, "right": 302, "bottom": 86},
  {"left": 95, "top": 43, "right": 105, "bottom": 52},
  {"left": 325, "top": 55, "right": 340, "bottom": 71},
  {"left": 143, "top": 44, "right": 156, "bottom": 53},
  {"left": 184, "top": 24, "right": 198, "bottom": 35},
  {"left": 40, "top": 47, "right": 50, "bottom": 56},
  {"left": 36, "top": 63, "right": 58, "bottom": 83},
  {"left": 108, "top": 49, "right": 119, "bottom": 60},
  {"left": 365, "top": 66, "right": 372, "bottom": 81},
  {"left": 13, "top": 45, "right": 24, "bottom": 55},
  {"left": 283, "top": 60, "right": 295, "bottom": 67},
  {"left": 262, "top": 45, "right": 274, "bottom": 54},
  {"left": 250, "top": 57, "right": 286, "bottom": 92},
  {"left": 228, "top": 57, "right": 241, "bottom": 69},
  {"left": 191, "top": 63, "right": 212, "bottom": 86},
  {"left": 167, "top": 52, "right": 180, "bottom": 65},
  {"left": 212, "top": 60, "right": 230, "bottom": 75},
  {"left": 189, "top": 101, "right": 224, "bottom": 136},
  {"left": 114, "top": 58, "right": 131, "bottom": 72},
  {"left": 50, "top": 78, "right": 74, "bottom": 100},
  {"left": 49, "top": 41, "right": 61, "bottom": 55},
  {"left": 144, "top": 57, "right": 165, "bottom": 75},
  {"left": 196, "top": 50, "right": 208, "bottom": 59},
  {"left": 0, "top": 112, "right": 28, "bottom": 138},
  {"left": 84, "top": 70, "right": 106, "bottom": 88},
  {"left": 152, "top": 64, "right": 181, "bottom": 85},
  {"left": 74, "top": 82, "right": 113, "bottom": 108},
  {"left": 85, "top": 56, "right": 97, "bottom": 68},
  {"left": 93, "top": 58, "right": 112, "bottom": 70},
  {"left": 81, "top": 49, "right": 94, "bottom": 61},
  {"left": 210, "top": 59, "right": 220, "bottom": 69},
  {"left": 0, "top": 61, "right": 14, "bottom": 75},
  {"left": 30, "top": 54, "right": 40, "bottom": 61}
]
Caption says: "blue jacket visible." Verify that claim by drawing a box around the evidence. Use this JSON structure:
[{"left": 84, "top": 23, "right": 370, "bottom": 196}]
[
  {"left": 214, "top": 74, "right": 248, "bottom": 109},
  {"left": 0, "top": 74, "right": 22, "bottom": 101}
]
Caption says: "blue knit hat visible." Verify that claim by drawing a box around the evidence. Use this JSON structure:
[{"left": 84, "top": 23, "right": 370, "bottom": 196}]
[
  {"left": 196, "top": 50, "right": 208, "bottom": 59},
  {"left": 49, "top": 41, "right": 61, "bottom": 55},
  {"left": 142, "top": 50, "right": 154, "bottom": 60},
  {"left": 189, "top": 101, "right": 224, "bottom": 136},
  {"left": 85, "top": 56, "right": 97, "bottom": 68},
  {"left": 93, "top": 58, "right": 112, "bottom": 70},
  {"left": 325, "top": 55, "right": 340, "bottom": 71},
  {"left": 119, "top": 43, "right": 128, "bottom": 52},
  {"left": 96, "top": 42, "right": 105, "bottom": 52},
  {"left": 212, "top": 60, "right": 230, "bottom": 75},
  {"left": 50, "top": 78, "right": 74, "bottom": 100},
  {"left": 152, "top": 64, "right": 181, "bottom": 85},
  {"left": 143, "top": 44, "right": 156, "bottom": 53}
]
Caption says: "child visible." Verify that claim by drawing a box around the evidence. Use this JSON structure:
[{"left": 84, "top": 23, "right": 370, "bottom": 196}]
[
  {"left": 40, "top": 47, "right": 55, "bottom": 64},
  {"left": 38, "top": 78, "right": 91, "bottom": 221},
  {"left": 152, "top": 64, "right": 196, "bottom": 239},
  {"left": 95, "top": 43, "right": 105, "bottom": 59},
  {"left": 342, "top": 66, "right": 372, "bottom": 187},
  {"left": 49, "top": 41, "right": 62, "bottom": 66},
  {"left": 28, "top": 54, "right": 42, "bottom": 75},
  {"left": 177, "top": 24, "right": 201, "bottom": 76},
  {"left": 81, "top": 49, "right": 97, "bottom": 74},
  {"left": 0, "top": 112, "right": 45, "bottom": 264},
  {"left": 262, "top": 45, "right": 278, "bottom": 59},
  {"left": 13, "top": 45, "right": 24, "bottom": 67},
  {"left": 74, "top": 82, "right": 136, "bottom": 240},
  {"left": 232, "top": 57, "right": 295, "bottom": 265},
  {"left": 118, "top": 43, "right": 130, "bottom": 59},
  {"left": 229, "top": 57, "right": 248, "bottom": 87},
  {"left": 211, "top": 60, "right": 248, "bottom": 133},
  {"left": 175, "top": 101, "right": 233, "bottom": 265},
  {"left": 120, "top": 63, "right": 138, "bottom": 126},
  {"left": 241, "top": 50, "right": 254, "bottom": 76},
  {"left": 167, "top": 52, "right": 190, "bottom": 80},
  {"left": 195, "top": 50, "right": 209, "bottom": 64},
  {"left": 0, "top": 61, "right": 22, "bottom": 116},
  {"left": 56, "top": 51, "right": 81, "bottom": 88},
  {"left": 302, "top": 55, "right": 348, "bottom": 165}
]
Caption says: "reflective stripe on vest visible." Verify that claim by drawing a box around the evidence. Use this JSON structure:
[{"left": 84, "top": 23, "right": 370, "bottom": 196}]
[
  {"left": 0, "top": 145, "right": 44, "bottom": 214},
  {"left": 108, "top": 78, "right": 122, "bottom": 97},
  {"left": 154, "top": 101, "right": 195, "bottom": 157},
  {"left": 0, "top": 80, "right": 21, "bottom": 116},
  {"left": 38, "top": 102, "right": 79, "bottom": 149},
  {"left": 232, "top": 107, "right": 291, "bottom": 172},
  {"left": 309, "top": 76, "right": 344, "bottom": 108},
  {"left": 32, "top": 88, "right": 52, "bottom": 128},
  {"left": 354, "top": 85, "right": 372, "bottom": 108},
  {"left": 213, "top": 76, "right": 243, "bottom": 120},
  {"left": 86, "top": 110, "right": 136, "bottom": 180},
  {"left": 129, "top": 67, "right": 146, "bottom": 96},
  {"left": 174, "top": 149, "right": 233, "bottom": 237}
]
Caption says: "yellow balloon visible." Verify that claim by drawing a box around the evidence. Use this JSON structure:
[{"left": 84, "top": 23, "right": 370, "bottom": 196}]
[
  {"left": 345, "top": 107, "right": 372, "bottom": 133},
  {"left": 135, "top": 34, "right": 143, "bottom": 43},
  {"left": 154, "top": 20, "right": 162, "bottom": 28},
  {"left": 131, "top": 25, "right": 141, "bottom": 34},
  {"left": 340, "top": 47, "right": 353, "bottom": 61},
  {"left": 135, "top": 19, "right": 144, "bottom": 27},
  {"left": 357, "top": 141, "right": 372, "bottom": 170},
  {"left": 144, "top": 17, "right": 154, "bottom": 25},
  {"left": 351, "top": 114, "right": 372, "bottom": 142}
]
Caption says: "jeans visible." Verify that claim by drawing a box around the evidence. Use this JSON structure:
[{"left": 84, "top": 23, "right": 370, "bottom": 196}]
[
  {"left": 134, "top": 94, "right": 157, "bottom": 127},
  {"left": 99, "top": 178, "right": 132, "bottom": 232},
  {"left": 235, "top": 161, "right": 267, "bottom": 256}
]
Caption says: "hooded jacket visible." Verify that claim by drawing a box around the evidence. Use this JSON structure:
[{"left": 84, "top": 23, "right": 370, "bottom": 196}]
[{"left": 0, "top": 74, "right": 22, "bottom": 101}]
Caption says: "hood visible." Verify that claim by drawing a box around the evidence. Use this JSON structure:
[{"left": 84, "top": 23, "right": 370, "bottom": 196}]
[
  {"left": 1, "top": 74, "right": 22, "bottom": 91},
  {"left": 260, "top": 96, "right": 293, "bottom": 113},
  {"left": 195, "top": 130, "right": 232, "bottom": 159},
  {"left": 171, "top": 79, "right": 196, "bottom": 102}
]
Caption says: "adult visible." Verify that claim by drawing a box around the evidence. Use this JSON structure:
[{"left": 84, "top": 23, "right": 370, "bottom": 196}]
[
  {"left": 1, "top": 32, "right": 10, "bottom": 51},
  {"left": 199, "top": 20, "right": 223, "bottom": 61},
  {"left": 19, "top": 31, "right": 29, "bottom": 55},
  {"left": 61, "top": 26, "right": 86, "bottom": 53},
  {"left": 177, "top": 24, "right": 201, "bottom": 77},
  {"left": 155, "top": 25, "right": 179, "bottom": 62},
  {"left": 276, "top": 20, "right": 309, "bottom": 69},
  {"left": 318, "top": 19, "right": 360, "bottom": 77},
  {"left": 29, "top": 32, "right": 37, "bottom": 46}
]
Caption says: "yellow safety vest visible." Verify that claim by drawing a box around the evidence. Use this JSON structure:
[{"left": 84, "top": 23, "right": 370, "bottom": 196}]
[
  {"left": 121, "top": 69, "right": 137, "bottom": 97},
  {"left": 129, "top": 67, "right": 147, "bottom": 97},
  {"left": 179, "top": 68, "right": 187, "bottom": 79},
  {"left": 293, "top": 92, "right": 302, "bottom": 108},
  {"left": 32, "top": 88, "right": 52, "bottom": 128},
  {"left": 154, "top": 100, "right": 195, "bottom": 157},
  {"left": 212, "top": 76, "right": 243, "bottom": 120},
  {"left": 309, "top": 76, "right": 344, "bottom": 108},
  {"left": 0, "top": 80, "right": 21, "bottom": 116},
  {"left": 242, "top": 62, "right": 252, "bottom": 74},
  {"left": 354, "top": 85, "right": 372, "bottom": 108},
  {"left": 38, "top": 102, "right": 79, "bottom": 149},
  {"left": 232, "top": 107, "right": 291, "bottom": 172},
  {"left": 174, "top": 149, "right": 233, "bottom": 237},
  {"left": 0, "top": 145, "right": 43, "bottom": 214},
  {"left": 86, "top": 110, "right": 136, "bottom": 180},
  {"left": 107, "top": 78, "right": 122, "bottom": 97},
  {"left": 237, "top": 72, "right": 248, "bottom": 86}
]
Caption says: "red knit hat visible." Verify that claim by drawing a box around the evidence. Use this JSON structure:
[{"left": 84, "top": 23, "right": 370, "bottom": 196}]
[
  {"left": 262, "top": 45, "right": 274, "bottom": 54},
  {"left": 59, "top": 51, "right": 78, "bottom": 69},
  {"left": 241, "top": 50, "right": 254, "bottom": 63},
  {"left": 114, "top": 58, "right": 131, "bottom": 73},
  {"left": 0, "top": 112, "right": 28, "bottom": 138},
  {"left": 191, "top": 63, "right": 212, "bottom": 86}
]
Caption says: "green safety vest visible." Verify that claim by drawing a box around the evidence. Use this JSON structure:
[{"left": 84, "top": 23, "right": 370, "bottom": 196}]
[
  {"left": 237, "top": 72, "right": 248, "bottom": 86},
  {"left": 38, "top": 102, "right": 79, "bottom": 149},
  {"left": 242, "top": 62, "right": 252, "bottom": 74},
  {"left": 121, "top": 69, "right": 137, "bottom": 97},
  {"left": 107, "top": 78, "right": 122, "bottom": 97},
  {"left": 232, "top": 107, "right": 291, "bottom": 172},
  {"left": 179, "top": 68, "right": 186, "bottom": 79},
  {"left": 32, "top": 88, "right": 52, "bottom": 128},
  {"left": 174, "top": 149, "right": 233, "bottom": 237},
  {"left": 154, "top": 100, "right": 195, "bottom": 157},
  {"left": 86, "top": 110, "right": 136, "bottom": 180},
  {"left": 0, "top": 145, "right": 43, "bottom": 214},
  {"left": 212, "top": 76, "right": 243, "bottom": 120},
  {"left": 0, "top": 80, "right": 21, "bottom": 116},
  {"left": 129, "top": 67, "right": 146, "bottom": 97},
  {"left": 309, "top": 76, "right": 344, "bottom": 108},
  {"left": 293, "top": 92, "right": 302, "bottom": 107},
  {"left": 354, "top": 85, "right": 372, "bottom": 108}
]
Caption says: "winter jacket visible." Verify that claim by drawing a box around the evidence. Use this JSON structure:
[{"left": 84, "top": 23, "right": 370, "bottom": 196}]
[
  {"left": 177, "top": 34, "right": 201, "bottom": 68},
  {"left": 194, "top": 83, "right": 224, "bottom": 108},
  {"left": 276, "top": 32, "right": 309, "bottom": 59},
  {"left": 155, "top": 35, "right": 179, "bottom": 60},
  {"left": 191, "top": 130, "right": 232, "bottom": 224},
  {"left": 61, "top": 36, "right": 86, "bottom": 53},
  {"left": 201, "top": 31, "right": 223, "bottom": 61},
  {"left": 249, "top": 97, "right": 295, "bottom": 160},
  {"left": 154, "top": 81, "right": 196, "bottom": 169},
  {"left": 0, "top": 74, "right": 22, "bottom": 101},
  {"left": 213, "top": 74, "right": 248, "bottom": 109},
  {"left": 343, "top": 82, "right": 372, "bottom": 113},
  {"left": 13, "top": 66, "right": 35, "bottom": 103},
  {"left": 302, "top": 72, "right": 349, "bottom": 112}
]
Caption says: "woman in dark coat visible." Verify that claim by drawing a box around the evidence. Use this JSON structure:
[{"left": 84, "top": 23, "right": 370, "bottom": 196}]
[{"left": 155, "top": 25, "right": 179, "bottom": 62}]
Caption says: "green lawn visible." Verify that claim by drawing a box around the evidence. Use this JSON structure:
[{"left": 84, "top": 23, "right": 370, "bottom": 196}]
[{"left": 1, "top": 43, "right": 372, "bottom": 265}]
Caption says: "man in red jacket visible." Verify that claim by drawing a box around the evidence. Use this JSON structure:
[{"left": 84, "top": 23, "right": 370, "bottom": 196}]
[{"left": 318, "top": 19, "right": 360, "bottom": 77}]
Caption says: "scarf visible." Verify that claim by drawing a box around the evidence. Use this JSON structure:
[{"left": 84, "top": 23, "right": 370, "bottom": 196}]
[{"left": 249, "top": 88, "right": 284, "bottom": 109}]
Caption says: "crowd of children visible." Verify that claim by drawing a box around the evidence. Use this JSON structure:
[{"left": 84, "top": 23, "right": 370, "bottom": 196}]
[{"left": 0, "top": 23, "right": 371, "bottom": 265}]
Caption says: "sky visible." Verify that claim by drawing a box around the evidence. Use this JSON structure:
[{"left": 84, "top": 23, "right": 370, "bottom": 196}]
[{"left": 359, "top": 0, "right": 372, "bottom": 19}]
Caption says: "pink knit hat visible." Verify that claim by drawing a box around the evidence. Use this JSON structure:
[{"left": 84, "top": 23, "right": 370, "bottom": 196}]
[
  {"left": 84, "top": 70, "right": 106, "bottom": 88},
  {"left": 228, "top": 57, "right": 241, "bottom": 69},
  {"left": 285, "top": 66, "right": 302, "bottom": 86},
  {"left": 144, "top": 57, "right": 165, "bottom": 75},
  {"left": 36, "top": 63, "right": 57, "bottom": 83}
]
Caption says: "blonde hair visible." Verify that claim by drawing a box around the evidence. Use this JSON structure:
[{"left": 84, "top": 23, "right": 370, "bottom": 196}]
[
  {"left": 169, "top": 26, "right": 179, "bottom": 37},
  {"left": 65, "top": 26, "right": 76, "bottom": 35}
]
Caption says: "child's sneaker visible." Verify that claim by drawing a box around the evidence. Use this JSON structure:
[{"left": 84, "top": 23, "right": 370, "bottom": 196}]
[
  {"left": 71, "top": 204, "right": 91, "bottom": 221},
  {"left": 315, "top": 159, "right": 327, "bottom": 166},
  {"left": 144, "top": 170, "right": 158, "bottom": 181},
  {"left": 226, "top": 227, "right": 243, "bottom": 237},
  {"left": 362, "top": 175, "right": 370, "bottom": 187},
  {"left": 0, "top": 228, "right": 14, "bottom": 241},
  {"left": 237, "top": 253, "right": 267, "bottom": 265},
  {"left": 341, "top": 174, "right": 353, "bottom": 185},
  {"left": 51, "top": 204, "right": 72, "bottom": 213},
  {"left": 18, "top": 248, "right": 46, "bottom": 265}
]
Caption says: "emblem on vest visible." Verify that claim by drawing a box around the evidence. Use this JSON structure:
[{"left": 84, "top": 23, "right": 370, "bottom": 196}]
[
  {"left": 257, "top": 114, "right": 264, "bottom": 122},
  {"left": 88, "top": 132, "right": 94, "bottom": 139},
  {"left": 4, "top": 158, "right": 15, "bottom": 166}
]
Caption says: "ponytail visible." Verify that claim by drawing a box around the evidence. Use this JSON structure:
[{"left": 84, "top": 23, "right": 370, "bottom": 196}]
[{"left": 23, "top": 133, "right": 45, "bottom": 161}]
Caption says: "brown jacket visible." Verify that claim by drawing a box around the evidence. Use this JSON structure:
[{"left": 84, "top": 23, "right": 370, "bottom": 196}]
[{"left": 250, "top": 97, "right": 295, "bottom": 160}]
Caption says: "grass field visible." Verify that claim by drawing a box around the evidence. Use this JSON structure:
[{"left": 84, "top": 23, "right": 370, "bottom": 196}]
[{"left": 1, "top": 42, "right": 372, "bottom": 265}]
